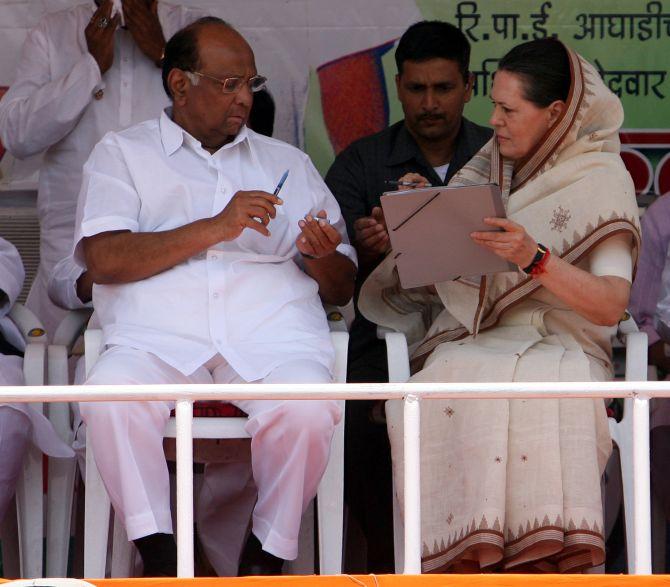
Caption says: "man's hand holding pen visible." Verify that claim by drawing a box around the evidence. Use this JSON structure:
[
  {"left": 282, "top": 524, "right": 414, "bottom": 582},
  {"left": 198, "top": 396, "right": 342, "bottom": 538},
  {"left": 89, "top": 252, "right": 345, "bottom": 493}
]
[
  {"left": 297, "top": 211, "right": 341, "bottom": 259},
  {"left": 213, "top": 189, "right": 281, "bottom": 241}
]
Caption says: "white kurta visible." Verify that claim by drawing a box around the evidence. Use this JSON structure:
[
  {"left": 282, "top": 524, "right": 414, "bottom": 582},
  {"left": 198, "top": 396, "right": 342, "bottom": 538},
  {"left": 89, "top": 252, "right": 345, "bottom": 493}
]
[
  {"left": 0, "top": 2, "right": 203, "bottom": 335},
  {"left": 74, "top": 111, "right": 356, "bottom": 379},
  {"left": 74, "top": 112, "right": 354, "bottom": 562}
]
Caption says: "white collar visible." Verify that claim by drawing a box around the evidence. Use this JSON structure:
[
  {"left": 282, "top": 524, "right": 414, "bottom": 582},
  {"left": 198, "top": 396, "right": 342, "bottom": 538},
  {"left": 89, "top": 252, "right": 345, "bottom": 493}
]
[{"left": 159, "top": 108, "right": 249, "bottom": 157}]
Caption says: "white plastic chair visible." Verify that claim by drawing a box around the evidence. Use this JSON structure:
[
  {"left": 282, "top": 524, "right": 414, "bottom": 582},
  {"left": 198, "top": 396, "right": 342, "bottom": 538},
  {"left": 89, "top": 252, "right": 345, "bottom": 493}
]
[
  {"left": 609, "top": 314, "right": 648, "bottom": 573},
  {"left": 1, "top": 303, "right": 48, "bottom": 578},
  {"left": 44, "top": 309, "right": 91, "bottom": 577},
  {"left": 82, "top": 326, "right": 347, "bottom": 577},
  {"left": 381, "top": 314, "right": 649, "bottom": 574}
]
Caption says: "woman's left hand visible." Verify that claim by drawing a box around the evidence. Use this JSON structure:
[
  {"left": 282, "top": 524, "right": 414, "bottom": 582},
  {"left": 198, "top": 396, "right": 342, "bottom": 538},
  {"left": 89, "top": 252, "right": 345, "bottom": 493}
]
[{"left": 471, "top": 217, "right": 538, "bottom": 269}]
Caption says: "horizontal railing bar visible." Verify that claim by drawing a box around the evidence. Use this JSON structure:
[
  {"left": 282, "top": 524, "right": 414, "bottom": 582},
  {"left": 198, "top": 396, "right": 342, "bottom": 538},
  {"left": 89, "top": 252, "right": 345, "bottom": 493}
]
[{"left": 0, "top": 381, "right": 668, "bottom": 402}]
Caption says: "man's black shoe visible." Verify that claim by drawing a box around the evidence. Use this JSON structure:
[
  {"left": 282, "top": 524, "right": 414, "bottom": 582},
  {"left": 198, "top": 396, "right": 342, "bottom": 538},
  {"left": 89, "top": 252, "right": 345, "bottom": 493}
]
[
  {"left": 238, "top": 533, "right": 284, "bottom": 576},
  {"left": 133, "top": 532, "right": 178, "bottom": 577}
]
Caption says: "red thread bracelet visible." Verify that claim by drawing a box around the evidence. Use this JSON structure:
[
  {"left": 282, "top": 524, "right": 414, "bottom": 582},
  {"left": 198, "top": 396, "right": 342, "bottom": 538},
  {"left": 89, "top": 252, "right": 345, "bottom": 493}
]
[{"left": 530, "top": 248, "right": 551, "bottom": 277}]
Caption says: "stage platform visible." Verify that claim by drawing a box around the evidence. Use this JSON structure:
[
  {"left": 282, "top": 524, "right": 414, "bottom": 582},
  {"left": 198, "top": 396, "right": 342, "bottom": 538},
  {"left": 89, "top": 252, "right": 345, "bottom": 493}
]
[{"left": 18, "top": 575, "right": 667, "bottom": 586}]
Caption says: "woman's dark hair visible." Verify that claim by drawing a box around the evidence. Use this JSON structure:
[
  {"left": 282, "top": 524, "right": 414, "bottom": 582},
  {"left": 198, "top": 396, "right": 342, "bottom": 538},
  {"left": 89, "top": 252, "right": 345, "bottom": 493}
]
[
  {"left": 497, "top": 38, "right": 571, "bottom": 107},
  {"left": 395, "top": 20, "right": 470, "bottom": 82},
  {"left": 161, "top": 16, "right": 231, "bottom": 98}
]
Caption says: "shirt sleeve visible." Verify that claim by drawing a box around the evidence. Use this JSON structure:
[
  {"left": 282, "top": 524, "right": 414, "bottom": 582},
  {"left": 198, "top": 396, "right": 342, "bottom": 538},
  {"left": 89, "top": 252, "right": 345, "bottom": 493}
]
[
  {"left": 73, "top": 134, "right": 141, "bottom": 266},
  {"left": 48, "top": 255, "right": 91, "bottom": 310},
  {"left": 630, "top": 199, "right": 670, "bottom": 347},
  {"left": 303, "top": 155, "right": 358, "bottom": 267},
  {"left": 324, "top": 145, "right": 368, "bottom": 243},
  {"left": 588, "top": 233, "right": 633, "bottom": 281},
  {"left": 0, "top": 238, "right": 25, "bottom": 318},
  {"left": 0, "top": 17, "right": 102, "bottom": 159}
]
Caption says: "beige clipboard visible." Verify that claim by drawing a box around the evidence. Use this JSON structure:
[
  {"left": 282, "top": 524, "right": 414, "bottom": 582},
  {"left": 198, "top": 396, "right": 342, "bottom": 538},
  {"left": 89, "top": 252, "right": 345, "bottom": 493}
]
[{"left": 380, "top": 183, "right": 515, "bottom": 289}]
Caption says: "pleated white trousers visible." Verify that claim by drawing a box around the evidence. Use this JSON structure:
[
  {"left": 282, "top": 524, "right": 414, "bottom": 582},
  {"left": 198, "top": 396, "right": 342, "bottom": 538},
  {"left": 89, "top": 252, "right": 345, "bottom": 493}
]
[{"left": 79, "top": 345, "right": 341, "bottom": 561}]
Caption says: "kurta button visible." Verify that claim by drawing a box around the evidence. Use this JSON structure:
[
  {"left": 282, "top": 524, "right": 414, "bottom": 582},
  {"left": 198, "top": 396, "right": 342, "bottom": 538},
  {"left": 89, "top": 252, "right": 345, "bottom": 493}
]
[
  {"left": 93, "top": 89, "right": 104, "bottom": 100},
  {"left": 211, "top": 255, "right": 218, "bottom": 261},
  {"left": 213, "top": 293, "right": 219, "bottom": 299}
]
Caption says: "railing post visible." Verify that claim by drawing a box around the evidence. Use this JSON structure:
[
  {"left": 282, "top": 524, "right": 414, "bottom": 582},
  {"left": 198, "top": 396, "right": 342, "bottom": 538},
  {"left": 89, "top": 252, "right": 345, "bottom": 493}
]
[
  {"left": 403, "top": 393, "right": 421, "bottom": 574},
  {"left": 632, "top": 394, "right": 651, "bottom": 574},
  {"left": 175, "top": 399, "right": 194, "bottom": 578}
]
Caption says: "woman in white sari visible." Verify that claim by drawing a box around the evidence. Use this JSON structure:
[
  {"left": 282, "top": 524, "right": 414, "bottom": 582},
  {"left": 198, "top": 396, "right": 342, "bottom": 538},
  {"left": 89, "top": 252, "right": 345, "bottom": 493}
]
[{"left": 359, "top": 39, "right": 640, "bottom": 572}]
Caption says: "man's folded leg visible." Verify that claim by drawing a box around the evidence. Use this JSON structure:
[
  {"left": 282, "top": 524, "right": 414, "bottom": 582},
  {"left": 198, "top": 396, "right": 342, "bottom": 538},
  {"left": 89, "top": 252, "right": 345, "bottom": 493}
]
[
  {"left": 79, "top": 345, "right": 212, "bottom": 576},
  {"left": 216, "top": 359, "right": 342, "bottom": 571}
]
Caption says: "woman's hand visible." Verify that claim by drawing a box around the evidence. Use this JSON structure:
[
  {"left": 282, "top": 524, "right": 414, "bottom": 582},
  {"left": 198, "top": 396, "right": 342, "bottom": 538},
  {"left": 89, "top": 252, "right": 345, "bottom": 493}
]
[{"left": 471, "top": 217, "right": 537, "bottom": 269}]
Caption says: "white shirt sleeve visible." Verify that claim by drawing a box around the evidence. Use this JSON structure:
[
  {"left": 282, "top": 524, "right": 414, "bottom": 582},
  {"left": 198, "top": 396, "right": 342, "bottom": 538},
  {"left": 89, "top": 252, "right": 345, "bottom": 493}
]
[
  {"left": 73, "top": 134, "right": 141, "bottom": 266},
  {"left": 588, "top": 233, "right": 633, "bottom": 282},
  {"left": 48, "top": 256, "right": 91, "bottom": 310},
  {"left": 0, "top": 18, "right": 102, "bottom": 159},
  {"left": 0, "top": 238, "right": 25, "bottom": 318}
]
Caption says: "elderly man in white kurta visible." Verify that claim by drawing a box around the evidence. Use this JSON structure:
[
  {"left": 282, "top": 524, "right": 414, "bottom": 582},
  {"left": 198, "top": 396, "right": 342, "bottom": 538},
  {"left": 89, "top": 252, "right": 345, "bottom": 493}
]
[
  {"left": 74, "top": 18, "right": 357, "bottom": 576},
  {"left": 0, "top": 0, "right": 203, "bottom": 336},
  {"left": 0, "top": 238, "right": 74, "bottom": 525}
]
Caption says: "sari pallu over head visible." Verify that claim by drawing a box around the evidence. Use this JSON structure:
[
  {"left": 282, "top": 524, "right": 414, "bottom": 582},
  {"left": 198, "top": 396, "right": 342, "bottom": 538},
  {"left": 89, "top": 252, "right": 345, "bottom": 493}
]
[{"left": 359, "top": 45, "right": 641, "bottom": 363}]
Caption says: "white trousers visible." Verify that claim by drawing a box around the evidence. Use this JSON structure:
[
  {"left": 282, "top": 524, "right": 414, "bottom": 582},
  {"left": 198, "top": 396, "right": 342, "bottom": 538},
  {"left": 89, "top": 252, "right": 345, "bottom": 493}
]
[{"left": 79, "top": 346, "right": 341, "bottom": 561}]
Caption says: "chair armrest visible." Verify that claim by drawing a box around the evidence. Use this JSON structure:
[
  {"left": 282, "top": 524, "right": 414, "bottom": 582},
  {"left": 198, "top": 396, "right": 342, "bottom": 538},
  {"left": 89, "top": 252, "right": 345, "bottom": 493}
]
[
  {"left": 624, "top": 330, "right": 648, "bottom": 382},
  {"left": 8, "top": 303, "right": 47, "bottom": 344},
  {"left": 618, "top": 311, "right": 639, "bottom": 337},
  {"left": 330, "top": 331, "right": 349, "bottom": 383},
  {"left": 385, "top": 332, "right": 410, "bottom": 383},
  {"left": 23, "top": 341, "right": 46, "bottom": 387},
  {"left": 377, "top": 325, "right": 395, "bottom": 339},
  {"left": 53, "top": 309, "right": 92, "bottom": 349},
  {"left": 324, "top": 301, "right": 354, "bottom": 332},
  {"left": 376, "top": 324, "right": 411, "bottom": 382}
]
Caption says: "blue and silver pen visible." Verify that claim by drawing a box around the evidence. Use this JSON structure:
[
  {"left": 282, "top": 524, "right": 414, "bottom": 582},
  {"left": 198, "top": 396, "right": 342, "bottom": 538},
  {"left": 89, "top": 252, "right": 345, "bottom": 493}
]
[{"left": 273, "top": 170, "right": 289, "bottom": 197}]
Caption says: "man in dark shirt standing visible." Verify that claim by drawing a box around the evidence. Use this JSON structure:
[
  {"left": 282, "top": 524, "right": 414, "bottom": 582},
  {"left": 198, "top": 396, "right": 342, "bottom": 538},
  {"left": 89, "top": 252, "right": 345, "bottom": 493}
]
[{"left": 325, "top": 20, "right": 492, "bottom": 572}]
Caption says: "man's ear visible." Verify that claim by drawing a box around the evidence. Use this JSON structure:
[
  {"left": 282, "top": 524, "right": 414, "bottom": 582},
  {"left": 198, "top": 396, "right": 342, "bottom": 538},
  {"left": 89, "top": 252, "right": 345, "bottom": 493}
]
[
  {"left": 464, "top": 72, "right": 474, "bottom": 103},
  {"left": 168, "top": 69, "right": 189, "bottom": 105}
]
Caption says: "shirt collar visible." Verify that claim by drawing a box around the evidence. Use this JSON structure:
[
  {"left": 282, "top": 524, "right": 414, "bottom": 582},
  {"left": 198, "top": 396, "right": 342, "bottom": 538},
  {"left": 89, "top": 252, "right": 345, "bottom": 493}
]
[
  {"left": 386, "top": 118, "right": 476, "bottom": 171},
  {"left": 386, "top": 123, "right": 429, "bottom": 167},
  {"left": 159, "top": 108, "right": 250, "bottom": 157}
]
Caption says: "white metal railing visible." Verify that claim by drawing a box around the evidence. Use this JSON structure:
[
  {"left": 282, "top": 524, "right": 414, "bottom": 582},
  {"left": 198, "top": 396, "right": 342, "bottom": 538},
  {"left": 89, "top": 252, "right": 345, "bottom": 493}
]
[{"left": 0, "top": 380, "right": 665, "bottom": 577}]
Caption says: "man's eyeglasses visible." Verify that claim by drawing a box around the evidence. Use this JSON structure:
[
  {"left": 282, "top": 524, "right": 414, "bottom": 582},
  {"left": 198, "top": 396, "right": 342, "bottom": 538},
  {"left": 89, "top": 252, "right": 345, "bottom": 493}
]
[{"left": 186, "top": 71, "right": 267, "bottom": 94}]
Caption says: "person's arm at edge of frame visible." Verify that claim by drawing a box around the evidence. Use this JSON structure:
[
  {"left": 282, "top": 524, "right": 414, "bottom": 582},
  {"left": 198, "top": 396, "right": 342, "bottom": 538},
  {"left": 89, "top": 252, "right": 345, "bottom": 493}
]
[{"left": 630, "top": 198, "right": 670, "bottom": 368}]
